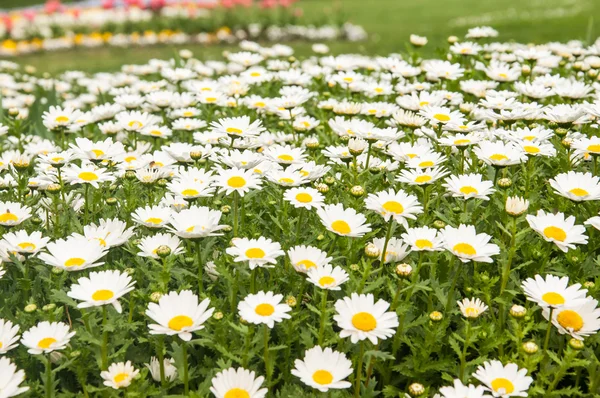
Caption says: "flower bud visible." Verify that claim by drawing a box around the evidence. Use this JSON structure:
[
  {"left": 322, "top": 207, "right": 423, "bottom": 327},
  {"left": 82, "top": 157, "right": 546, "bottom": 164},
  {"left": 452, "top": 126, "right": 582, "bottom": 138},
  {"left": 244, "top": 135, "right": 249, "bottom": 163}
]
[
  {"left": 156, "top": 245, "right": 171, "bottom": 258},
  {"left": 125, "top": 170, "right": 137, "bottom": 180},
  {"left": 221, "top": 205, "right": 231, "bottom": 214},
  {"left": 106, "top": 197, "right": 118, "bottom": 206},
  {"left": 522, "top": 341, "right": 538, "bottom": 354},
  {"left": 447, "top": 35, "right": 458, "bottom": 44},
  {"left": 433, "top": 220, "right": 446, "bottom": 229},
  {"left": 498, "top": 177, "right": 512, "bottom": 188},
  {"left": 24, "top": 304, "right": 37, "bottom": 313},
  {"left": 317, "top": 234, "right": 325, "bottom": 241},
  {"left": 364, "top": 243, "right": 381, "bottom": 259},
  {"left": 555, "top": 128, "right": 568, "bottom": 137},
  {"left": 184, "top": 257, "right": 194, "bottom": 265},
  {"left": 150, "top": 292, "right": 162, "bottom": 303},
  {"left": 395, "top": 263, "right": 413, "bottom": 278},
  {"left": 408, "top": 382, "right": 425, "bottom": 396},
  {"left": 316, "top": 183, "right": 329, "bottom": 193},
  {"left": 286, "top": 296, "right": 297, "bottom": 307},
  {"left": 350, "top": 185, "right": 365, "bottom": 197},
  {"left": 47, "top": 184, "right": 62, "bottom": 194},
  {"left": 324, "top": 176, "right": 335, "bottom": 185},
  {"left": 190, "top": 151, "right": 203, "bottom": 161},
  {"left": 348, "top": 138, "right": 367, "bottom": 156},
  {"left": 213, "top": 311, "right": 224, "bottom": 320},
  {"left": 305, "top": 137, "right": 320, "bottom": 149},
  {"left": 429, "top": 311, "right": 443, "bottom": 322},
  {"left": 43, "top": 303, "right": 56, "bottom": 312},
  {"left": 584, "top": 281, "right": 595, "bottom": 289},
  {"left": 569, "top": 338, "right": 584, "bottom": 350},
  {"left": 506, "top": 196, "right": 529, "bottom": 216},
  {"left": 410, "top": 34, "right": 427, "bottom": 47},
  {"left": 350, "top": 263, "right": 360, "bottom": 271},
  {"left": 31, "top": 217, "right": 43, "bottom": 225},
  {"left": 510, "top": 304, "right": 527, "bottom": 319}
]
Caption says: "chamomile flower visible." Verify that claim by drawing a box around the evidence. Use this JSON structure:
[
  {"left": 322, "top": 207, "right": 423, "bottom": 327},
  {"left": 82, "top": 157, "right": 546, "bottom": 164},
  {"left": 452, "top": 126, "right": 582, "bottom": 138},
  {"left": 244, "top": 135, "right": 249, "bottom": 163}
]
[
  {"left": 526, "top": 210, "right": 588, "bottom": 252},
  {"left": 443, "top": 173, "right": 495, "bottom": 200},
  {"left": 38, "top": 237, "right": 107, "bottom": 271},
  {"left": 137, "top": 233, "right": 184, "bottom": 259},
  {"left": 0, "top": 357, "right": 29, "bottom": 397},
  {"left": 215, "top": 167, "right": 262, "bottom": 197},
  {"left": 283, "top": 187, "right": 324, "bottom": 209},
  {"left": 437, "top": 379, "right": 490, "bottom": 398},
  {"left": 72, "top": 218, "right": 135, "bottom": 248},
  {"left": 263, "top": 145, "right": 307, "bottom": 165},
  {"left": 101, "top": 361, "right": 140, "bottom": 390},
  {"left": 371, "top": 237, "right": 410, "bottom": 263},
  {"left": 396, "top": 166, "right": 449, "bottom": 185},
  {"left": 22, "top": 321, "right": 75, "bottom": 354},
  {"left": 364, "top": 188, "right": 423, "bottom": 227},
  {"left": 67, "top": 270, "right": 135, "bottom": 313},
  {"left": 168, "top": 206, "right": 226, "bottom": 239},
  {"left": 522, "top": 274, "right": 587, "bottom": 309},
  {"left": 420, "top": 106, "right": 465, "bottom": 125},
  {"left": 0, "top": 230, "right": 49, "bottom": 258},
  {"left": 146, "top": 290, "right": 214, "bottom": 341},
  {"left": 549, "top": 171, "right": 600, "bottom": 202},
  {"left": 473, "top": 360, "right": 533, "bottom": 397},
  {"left": 211, "top": 116, "right": 265, "bottom": 138},
  {"left": 287, "top": 245, "right": 332, "bottom": 273},
  {"left": 226, "top": 237, "right": 284, "bottom": 270},
  {"left": 545, "top": 298, "right": 600, "bottom": 340},
  {"left": 334, "top": 293, "right": 399, "bottom": 344},
  {"left": 146, "top": 357, "right": 178, "bottom": 382},
  {"left": 474, "top": 141, "right": 527, "bottom": 167},
  {"left": 63, "top": 162, "right": 116, "bottom": 188},
  {"left": 291, "top": 346, "right": 353, "bottom": 392},
  {"left": 238, "top": 291, "right": 292, "bottom": 328},
  {"left": 317, "top": 204, "right": 372, "bottom": 237},
  {"left": 401, "top": 226, "right": 444, "bottom": 252},
  {"left": 0, "top": 202, "right": 32, "bottom": 227},
  {"left": 440, "top": 225, "right": 500, "bottom": 263},
  {"left": 210, "top": 367, "right": 268, "bottom": 398},
  {"left": 306, "top": 264, "right": 349, "bottom": 290},
  {"left": 0, "top": 319, "right": 20, "bottom": 354}
]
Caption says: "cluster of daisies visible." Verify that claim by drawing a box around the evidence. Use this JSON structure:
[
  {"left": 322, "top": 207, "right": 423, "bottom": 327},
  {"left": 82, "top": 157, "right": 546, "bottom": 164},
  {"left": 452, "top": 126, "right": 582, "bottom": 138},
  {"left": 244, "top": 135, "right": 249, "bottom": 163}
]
[{"left": 0, "top": 25, "right": 600, "bottom": 398}]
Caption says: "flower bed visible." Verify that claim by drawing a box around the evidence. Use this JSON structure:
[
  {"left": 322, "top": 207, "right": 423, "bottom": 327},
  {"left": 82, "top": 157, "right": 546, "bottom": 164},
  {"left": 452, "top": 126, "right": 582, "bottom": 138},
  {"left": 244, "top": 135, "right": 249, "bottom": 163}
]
[{"left": 0, "top": 26, "right": 599, "bottom": 397}]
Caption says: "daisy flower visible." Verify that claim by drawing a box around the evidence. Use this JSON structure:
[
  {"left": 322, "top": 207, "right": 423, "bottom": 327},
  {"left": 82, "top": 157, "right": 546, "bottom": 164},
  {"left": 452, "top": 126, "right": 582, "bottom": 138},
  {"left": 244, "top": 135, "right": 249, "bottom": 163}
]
[
  {"left": 63, "top": 162, "right": 116, "bottom": 188},
  {"left": 0, "top": 319, "right": 20, "bottom": 354},
  {"left": 440, "top": 225, "right": 500, "bottom": 263},
  {"left": 458, "top": 298, "right": 489, "bottom": 319},
  {"left": 291, "top": 346, "right": 353, "bottom": 392},
  {"left": 146, "top": 290, "right": 214, "bottom": 341},
  {"left": 0, "top": 357, "right": 29, "bottom": 397},
  {"left": 215, "top": 167, "right": 262, "bottom": 197},
  {"left": 474, "top": 141, "right": 527, "bottom": 167},
  {"left": 545, "top": 298, "right": 600, "bottom": 340},
  {"left": 146, "top": 357, "right": 178, "bottom": 382},
  {"left": 333, "top": 293, "right": 399, "bottom": 344},
  {"left": 67, "top": 270, "right": 136, "bottom": 313},
  {"left": 364, "top": 188, "right": 423, "bottom": 227},
  {"left": 371, "top": 237, "right": 410, "bottom": 264},
  {"left": 132, "top": 205, "right": 172, "bottom": 229},
  {"left": 210, "top": 116, "right": 265, "bottom": 138},
  {"left": 306, "top": 264, "right": 350, "bottom": 290},
  {"left": 283, "top": 187, "right": 324, "bottom": 210},
  {"left": 21, "top": 321, "right": 76, "bottom": 354},
  {"left": 72, "top": 218, "right": 135, "bottom": 249},
  {"left": 396, "top": 166, "right": 450, "bottom": 185},
  {"left": 238, "top": 291, "right": 292, "bottom": 328},
  {"left": 0, "top": 201, "right": 32, "bottom": 227},
  {"left": 168, "top": 206, "right": 226, "bottom": 239},
  {"left": 287, "top": 245, "right": 332, "bottom": 273},
  {"left": 317, "top": 204, "right": 372, "bottom": 238},
  {"left": 38, "top": 236, "right": 107, "bottom": 271},
  {"left": 419, "top": 106, "right": 465, "bottom": 125},
  {"left": 209, "top": 367, "right": 268, "bottom": 398},
  {"left": 437, "top": 379, "right": 490, "bottom": 398},
  {"left": 522, "top": 274, "right": 588, "bottom": 309},
  {"left": 0, "top": 230, "right": 49, "bottom": 258},
  {"left": 101, "top": 361, "right": 140, "bottom": 390},
  {"left": 526, "top": 210, "right": 588, "bottom": 252},
  {"left": 137, "top": 233, "right": 184, "bottom": 259},
  {"left": 549, "top": 171, "right": 600, "bottom": 202},
  {"left": 262, "top": 145, "right": 307, "bottom": 165},
  {"left": 226, "top": 237, "right": 284, "bottom": 270},
  {"left": 473, "top": 360, "right": 533, "bottom": 397},
  {"left": 443, "top": 173, "right": 495, "bottom": 200},
  {"left": 401, "top": 226, "right": 444, "bottom": 252}
]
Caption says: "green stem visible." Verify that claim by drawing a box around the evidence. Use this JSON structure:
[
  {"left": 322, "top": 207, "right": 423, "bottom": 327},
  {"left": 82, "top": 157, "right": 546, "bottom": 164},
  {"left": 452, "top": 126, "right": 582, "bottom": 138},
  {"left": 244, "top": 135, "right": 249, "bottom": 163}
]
[
  {"left": 318, "top": 290, "right": 328, "bottom": 346},
  {"left": 543, "top": 307, "right": 555, "bottom": 355},
  {"left": 380, "top": 220, "right": 395, "bottom": 265},
  {"left": 294, "top": 208, "right": 304, "bottom": 244},
  {"left": 445, "top": 261, "right": 461, "bottom": 313},
  {"left": 459, "top": 320, "right": 471, "bottom": 382},
  {"left": 232, "top": 191, "right": 239, "bottom": 237},
  {"left": 182, "top": 343, "right": 189, "bottom": 395},
  {"left": 46, "top": 355, "right": 53, "bottom": 398},
  {"left": 101, "top": 306, "right": 108, "bottom": 370},
  {"left": 196, "top": 240, "right": 203, "bottom": 294},
  {"left": 263, "top": 325, "right": 271, "bottom": 388},
  {"left": 157, "top": 336, "right": 166, "bottom": 388},
  {"left": 364, "top": 142, "right": 373, "bottom": 170},
  {"left": 354, "top": 341, "right": 365, "bottom": 398}
]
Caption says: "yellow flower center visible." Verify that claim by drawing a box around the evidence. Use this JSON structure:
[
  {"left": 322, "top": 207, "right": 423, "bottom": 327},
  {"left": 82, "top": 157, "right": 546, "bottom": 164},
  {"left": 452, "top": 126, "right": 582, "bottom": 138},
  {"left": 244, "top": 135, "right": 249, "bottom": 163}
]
[
  {"left": 168, "top": 315, "right": 193, "bottom": 331},
  {"left": 245, "top": 248, "right": 265, "bottom": 259},
  {"left": 569, "top": 188, "right": 588, "bottom": 197},
  {"left": 55, "top": 116, "right": 69, "bottom": 123},
  {"left": 255, "top": 303, "right": 275, "bottom": 316},
  {"left": 18, "top": 242, "right": 36, "bottom": 251},
  {"left": 542, "top": 292, "right": 565, "bottom": 306},
  {"left": 279, "top": 178, "right": 295, "bottom": 184},
  {"left": 499, "top": 73, "right": 508, "bottom": 79},
  {"left": 226, "top": 127, "right": 243, "bottom": 135},
  {"left": 433, "top": 113, "right": 450, "bottom": 122},
  {"left": 523, "top": 135, "right": 535, "bottom": 141},
  {"left": 419, "top": 161, "right": 434, "bottom": 167},
  {"left": 415, "top": 239, "right": 433, "bottom": 249},
  {"left": 587, "top": 144, "right": 600, "bottom": 153},
  {"left": 183, "top": 111, "right": 194, "bottom": 117},
  {"left": 465, "top": 307, "right": 479, "bottom": 317},
  {"left": 453, "top": 243, "right": 477, "bottom": 256},
  {"left": 331, "top": 220, "right": 351, "bottom": 234},
  {"left": 491, "top": 378, "right": 514, "bottom": 394},
  {"left": 460, "top": 186, "right": 478, "bottom": 195},
  {"left": 278, "top": 154, "right": 294, "bottom": 162},
  {"left": 37, "top": 337, "right": 57, "bottom": 349},
  {"left": 557, "top": 309, "right": 584, "bottom": 331},
  {"left": 227, "top": 176, "right": 246, "bottom": 188},
  {"left": 181, "top": 189, "right": 199, "bottom": 197},
  {"left": 543, "top": 226, "right": 567, "bottom": 242},
  {"left": 254, "top": 102, "right": 265, "bottom": 108},
  {"left": 51, "top": 157, "right": 64, "bottom": 163},
  {"left": 419, "top": 101, "right": 429, "bottom": 107},
  {"left": 351, "top": 312, "right": 377, "bottom": 331},
  {"left": 65, "top": 257, "right": 85, "bottom": 267},
  {"left": 312, "top": 370, "right": 334, "bottom": 385},
  {"left": 78, "top": 172, "right": 98, "bottom": 181},
  {"left": 224, "top": 388, "right": 250, "bottom": 398},
  {"left": 295, "top": 193, "right": 312, "bottom": 203},
  {"left": 319, "top": 276, "right": 336, "bottom": 287},
  {"left": 91, "top": 149, "right": 104, "bottom": 158},
  {"left": 92, "top": 289, "right": 114, "bottom": 301},
  {"left": 145, "top": 217, "right": 163, "bottom": 225},
  {"left": 113, "top": 373, "right": 129, "bottom": 383},
  {"left": 297, "top": 259, "right": 316, "bottom": 269},
  {"left": 524, "top": 146, "right": 540, "bottom": 154},
  {"left": 128, "top": 121, "right": 142, "bottom": 129},
  {"left": 382, "top": 201, "right": 404, "bottom": 214},
  {"left": 454, "top": 139, "right": 470, "bottom": 145},
  {"left": 415, "top": 175, "right": 432, "bottom": 183},
  {"left": 490, "top": 154, "right": 508, "bottom": 161},
  {"left": 0, "top": 212, "right": 18, "bottom": 223}
]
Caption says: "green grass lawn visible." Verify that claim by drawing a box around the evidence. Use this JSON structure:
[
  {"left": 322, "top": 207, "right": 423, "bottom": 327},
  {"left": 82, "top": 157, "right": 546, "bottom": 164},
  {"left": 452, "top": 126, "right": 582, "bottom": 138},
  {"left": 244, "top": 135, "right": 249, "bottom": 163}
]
[{"left": 3, "top": 0, "right": 600, "bottom": 73}]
